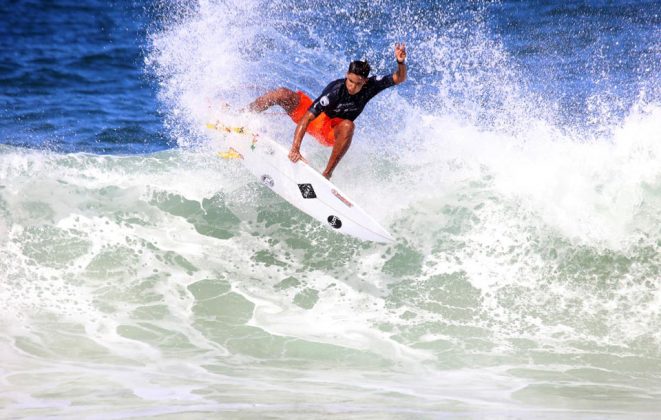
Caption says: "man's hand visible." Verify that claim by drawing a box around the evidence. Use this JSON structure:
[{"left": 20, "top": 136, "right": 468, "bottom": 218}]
[
  {"left": 395, "top": 43, "right": 407, "bottom": 63},
  {"left": 289, "top": 112, "right": 314, "bottom": 164},
  {"left": 393, "top": 43, "right": 408, "bottom": 84},
  {"left": 288, "top": 147, "right": 307, "bottom": 164}
]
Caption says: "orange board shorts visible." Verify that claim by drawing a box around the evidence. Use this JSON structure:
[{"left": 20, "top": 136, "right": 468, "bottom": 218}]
[{"left": 288, "top": 91, "right": 344, "bottom": 147}]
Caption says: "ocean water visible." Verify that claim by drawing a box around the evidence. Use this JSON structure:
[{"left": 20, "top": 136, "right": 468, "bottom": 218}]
[{"left": 1, "top": 0, "right": 661, "bottom": 418}]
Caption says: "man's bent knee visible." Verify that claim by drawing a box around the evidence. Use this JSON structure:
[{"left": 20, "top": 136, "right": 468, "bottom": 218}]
[
  {"left": 269, "top": 87, "right": 298, "bottom": 113},
  {"left": 336, "top": 120, "right": 355, "bottom": 136}
]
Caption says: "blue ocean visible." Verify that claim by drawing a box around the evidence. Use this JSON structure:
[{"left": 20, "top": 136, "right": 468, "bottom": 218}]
[{"left": 1, "top": 0, "right": 660, "bottom": 418}]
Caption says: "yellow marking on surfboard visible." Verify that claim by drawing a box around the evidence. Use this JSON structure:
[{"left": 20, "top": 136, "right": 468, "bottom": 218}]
[
  {"left": 218, "top": 148, "right": 243, "bottom": 160},
  {"left": 207, "top": 121, "right": 260, "bottom": 151},
  {"left": 206, "top": 122, "right": 251, "bottom": 135}
]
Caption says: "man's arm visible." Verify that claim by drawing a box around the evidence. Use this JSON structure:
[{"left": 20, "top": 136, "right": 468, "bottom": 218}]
[
  {"left": 288, "top": 111, "right": 315, "bottom": 163},
  {"left": 393, "top": 43, "right": 407, "bottom": 85}
]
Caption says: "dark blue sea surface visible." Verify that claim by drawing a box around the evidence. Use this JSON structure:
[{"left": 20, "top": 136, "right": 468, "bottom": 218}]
[
  {"left": 1, "top": 0, "right": 659, "bottom": 153},
  {"left": 490, "top": 0, "right": 660, "bottom": 128},
  {"left": 0, "top": 0, "right": 168, "bottom": 153}
]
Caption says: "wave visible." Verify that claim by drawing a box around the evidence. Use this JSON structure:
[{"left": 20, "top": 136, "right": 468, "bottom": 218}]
[
  {"left": 1, "top": 93, "right": 659, "bottom": 355},
  {"left": 1, "top": 108, "right": 660, "bottom": 413}
]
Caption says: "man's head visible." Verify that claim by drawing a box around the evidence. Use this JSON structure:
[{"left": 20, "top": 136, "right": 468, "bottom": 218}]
[{"left": 346, "top": 60, "right": 370, "bottom": 95}]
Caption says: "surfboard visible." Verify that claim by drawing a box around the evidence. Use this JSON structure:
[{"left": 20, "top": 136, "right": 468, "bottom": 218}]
[{"left": 205, "top": 119, "right": 394, "bottom": 243}]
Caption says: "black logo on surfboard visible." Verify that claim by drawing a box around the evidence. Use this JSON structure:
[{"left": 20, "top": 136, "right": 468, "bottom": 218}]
[
  {"left": 327, "top": 215, "right": 342, "bottom": 229},
  {"left": 298, "top": 183, "right": 317, "bottom": 199}
]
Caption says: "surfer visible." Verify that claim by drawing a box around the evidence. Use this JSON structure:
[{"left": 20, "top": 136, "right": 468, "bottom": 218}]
[{"left": 249, "top": 43, "right": 407, "bottom": 179}]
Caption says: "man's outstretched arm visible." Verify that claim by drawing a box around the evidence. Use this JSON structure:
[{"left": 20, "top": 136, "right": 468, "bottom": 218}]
[
  {"left": 393, "top": 43, "right": 407, "bottom": 85},
  {"left": 289, "top": 111, "right": 315, "bottom": 163}
]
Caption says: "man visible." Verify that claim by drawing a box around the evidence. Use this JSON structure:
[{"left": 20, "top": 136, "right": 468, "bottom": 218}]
[{"left": 249, "top": 43, "right": 407, "bottom": 179}]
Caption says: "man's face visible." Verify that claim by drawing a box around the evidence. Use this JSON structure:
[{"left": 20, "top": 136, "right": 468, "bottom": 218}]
[{"left": 345, "top": 72, "right": 367, "bottom": 95}]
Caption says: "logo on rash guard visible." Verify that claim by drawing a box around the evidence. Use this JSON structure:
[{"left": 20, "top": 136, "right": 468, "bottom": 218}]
[{"left": 319, "top": 95, "right": 329, "bottom": 107}]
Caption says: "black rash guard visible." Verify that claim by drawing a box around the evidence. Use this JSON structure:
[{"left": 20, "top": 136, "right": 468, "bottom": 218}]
[{"left": 308, "top": 74, "right": 396, "bottom": 121}]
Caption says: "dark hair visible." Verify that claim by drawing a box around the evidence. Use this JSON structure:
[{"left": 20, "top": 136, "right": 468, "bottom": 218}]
[{"left": 348, "top": 60, "right": 370, "bottom": 78}]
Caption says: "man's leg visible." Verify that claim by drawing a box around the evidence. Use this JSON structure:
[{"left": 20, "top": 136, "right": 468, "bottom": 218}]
[
  {"left": 322, "top": 120, "right": 355, "bottom": 179},
  {"left": 249, "top": 87, "right": 299, "bottom": 114}
]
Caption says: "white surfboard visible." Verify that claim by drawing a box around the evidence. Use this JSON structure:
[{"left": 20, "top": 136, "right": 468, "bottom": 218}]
[{"left": 205, "top": 120, "right": 394, "bottom": 243}]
